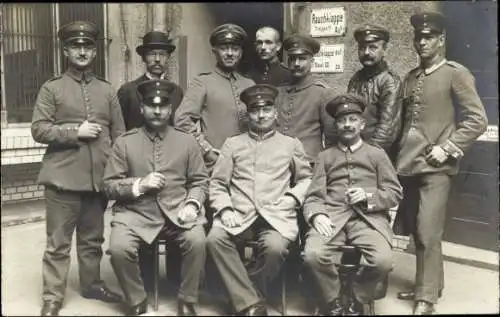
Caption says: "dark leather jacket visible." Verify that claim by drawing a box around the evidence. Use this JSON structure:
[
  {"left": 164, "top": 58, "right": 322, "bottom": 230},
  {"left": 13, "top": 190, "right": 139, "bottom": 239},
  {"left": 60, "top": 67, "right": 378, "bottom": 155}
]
[{"left": 347, "top": 61, "right": 403, "bottom": 155}]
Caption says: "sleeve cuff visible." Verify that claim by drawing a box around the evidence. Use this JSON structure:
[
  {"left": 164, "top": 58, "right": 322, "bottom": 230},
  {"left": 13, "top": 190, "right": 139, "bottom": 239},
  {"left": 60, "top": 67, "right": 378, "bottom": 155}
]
[
  {"left": 440, "top": 140, "right": 464, "bottom": 159},
  {"left": 194, "top": 133, "right": 214, "bottom": 155},
  {"left": 366, "top": 192, "right": 376, "bottom": 212},
  {"left": 185, "top": 199, "right": 202, "bottom": 212},
  {"left": 132, "top": 178, "right": 144, "bottom": 198}
]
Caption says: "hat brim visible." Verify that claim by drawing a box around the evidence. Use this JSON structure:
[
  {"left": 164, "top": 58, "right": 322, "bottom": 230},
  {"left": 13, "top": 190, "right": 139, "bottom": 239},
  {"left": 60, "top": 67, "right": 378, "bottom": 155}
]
[
  {"left": 136, "top": 43, "right": 176, "bottom": 56},
  {"left": 65, "top": 36, "right": 96, "bottom": 44},
  {"left": 287, "top": 48, "right": 314, "bottom": 56},
  {"left": 414, "top": 28, "right": 443, "bottom": 35}
]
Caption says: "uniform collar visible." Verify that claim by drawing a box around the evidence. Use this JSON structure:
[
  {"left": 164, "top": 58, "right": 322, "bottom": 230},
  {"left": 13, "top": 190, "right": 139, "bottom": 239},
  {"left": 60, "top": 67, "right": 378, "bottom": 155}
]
[
  {"left": 420, "top": 58, "right": 447, "bottom": 75},
  {"left": 360, "top": 60, "right": 388, "bottom": 79},
  {"left": 65, "top": 67, "right": 95, "bottom": 83},
  {"left": 215, "top": 65, "right": 239, "bottom": 80},
  {"left": 287, "top": 74, "right": 315, "bottom": 92},
  {"left": 338, "top": 139, "right": 364, "bottom": 153},
  {"left": 256, "top": 58, "right": 280, "bottom": 70},
  {"left": 142, "top": 126, "right": 168, "bottom": 141},
  {"left": 145, "top": 72, "right": 167, "bottom": 80},
  {"left": 248, "top": 129, "right": 276, "bottom": 141}
]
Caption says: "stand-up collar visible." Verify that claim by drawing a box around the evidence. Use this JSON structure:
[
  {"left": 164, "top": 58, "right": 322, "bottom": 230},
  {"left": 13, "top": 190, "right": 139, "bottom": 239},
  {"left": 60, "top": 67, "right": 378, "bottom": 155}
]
[
  {"left": 215, "top": 65, "right": 239, "bottom": 80},
  {"left": 338, "top": 139, "right": 364, "bottom": 153},
  {"left": 65, "top": 67, "right": 95, "bottom": 83},
  {"left": 248, "top": 129, "right": 276, "bottom": 141},
  {"left": 422, "top": 58, "right": 447, "bottom": 75},
  {"left": 145, "top": 72, "right": 167, "bottom": 80},
  {"left": 287, "top": 74, "right": 315, "bottom": 92},
  {"left": 142, "top": 126, "right": 169, "bottom": 141}
]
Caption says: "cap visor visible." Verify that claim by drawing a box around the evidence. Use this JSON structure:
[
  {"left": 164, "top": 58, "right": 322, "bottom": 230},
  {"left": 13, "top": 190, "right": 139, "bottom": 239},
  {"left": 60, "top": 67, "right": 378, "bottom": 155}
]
[
  {"left": 287, "top": 48, "right": 312, "bottom": 55},
  {"left": 65, "top": 37, "right": 96, "bottom": 44}
]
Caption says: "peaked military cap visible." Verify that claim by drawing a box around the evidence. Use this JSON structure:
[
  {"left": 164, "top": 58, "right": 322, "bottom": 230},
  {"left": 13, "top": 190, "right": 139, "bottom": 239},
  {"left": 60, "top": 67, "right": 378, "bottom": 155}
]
[
  {"left": 283, "top": 34, "right": 321, "bottom": 55},
  {"left": 136, "top": 31, "right": 176, "bottom": 56},
  {"left": 58, "top": 21, "right": 99, "bottom": 44},
  {"left": 210, "top": 23, "right": 247, "bottom": 47},
  {"left": 137, "top": 79, "right": 177, "bottom": 106},
  {"left": 240, "top": 84, "right": 279, "bottom": 110},
  {"left": 410, "top": 11, "right": 446, "bottom": 35},
  {"left": 326, "top": 94, "right": 367, "bottom": 118},
  {"left": 354, "top": 25, "right": 390, "bottom": 43}
]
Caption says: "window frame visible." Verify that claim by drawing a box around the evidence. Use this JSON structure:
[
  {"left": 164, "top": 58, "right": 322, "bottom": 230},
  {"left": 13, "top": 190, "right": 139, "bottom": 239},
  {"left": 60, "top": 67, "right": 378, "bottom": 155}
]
[{"left": 0, "top": 3, "right": 108, "bottom": 126}]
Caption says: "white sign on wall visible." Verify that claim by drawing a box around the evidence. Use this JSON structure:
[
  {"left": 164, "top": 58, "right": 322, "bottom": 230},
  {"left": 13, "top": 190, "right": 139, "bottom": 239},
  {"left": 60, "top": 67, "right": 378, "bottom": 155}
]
[
  {"left": 311, "top": 44, "right": 344, "bottom": 73},
  {"left": 310, "top": 7, "right": 346, "bottom": 37}
]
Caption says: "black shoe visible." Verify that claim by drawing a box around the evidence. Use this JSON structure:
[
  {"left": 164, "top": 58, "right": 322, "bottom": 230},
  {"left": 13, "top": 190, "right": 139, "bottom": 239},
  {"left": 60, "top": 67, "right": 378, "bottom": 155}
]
[
  {"left": 238, "top": 303, "right": 267, "bottom": 316},
  {"left": 41, "top": 301, "right": 62, "bottom": 316},
  {"left": 324, "top": 298, "right": 343, "bottom": 316},
  {"left": 177, "top": 300, "right": 197, "bottom": 316},
  {"left": 344, "top": 299, "right": 364, "bottom": 316},
  {"left": 413, "top": 300, "right": 435, "bottom": 315},
  {"left": 397, "top": 290, "right": 442, "bottom": 301},
  {"left": 128, "top": 298, "right": 148, "bottom": 316},
  {"left": 82, "top": 285, "right": 122, "bottom": 303}
]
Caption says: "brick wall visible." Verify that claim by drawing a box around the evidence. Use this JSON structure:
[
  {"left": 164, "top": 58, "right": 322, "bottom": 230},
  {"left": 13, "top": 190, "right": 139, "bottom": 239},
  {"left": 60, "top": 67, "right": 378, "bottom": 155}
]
[{"left": 1, "top": 162, "right": 44, "bottom": 203}]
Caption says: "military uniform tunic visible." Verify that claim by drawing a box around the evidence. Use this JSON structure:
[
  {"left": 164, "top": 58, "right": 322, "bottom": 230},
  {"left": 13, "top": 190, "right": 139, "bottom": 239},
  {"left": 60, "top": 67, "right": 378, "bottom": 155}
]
[
  {"left": 246, "top": 60, "right": 291, "bottom": 86},
  {"left": 31, "top": 67, "right": 125, "bottom": 303},
  {"left": 276, "top": 75, "right": 336, "bottom": 162},
  {"left": 394, "top": 59, "right": 488, "bottom": 304},
  {"left": 174, "top": 67, "right": 255, "bottom": 152},
  {"left": 32, "top": 68, "right": 126, "bottom": 191}
]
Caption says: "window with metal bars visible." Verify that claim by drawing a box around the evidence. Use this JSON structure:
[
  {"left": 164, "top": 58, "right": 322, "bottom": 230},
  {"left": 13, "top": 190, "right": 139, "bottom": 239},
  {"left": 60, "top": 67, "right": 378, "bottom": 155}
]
[{"left": 1, "top": 3, "right": 106, "bottom": 124}]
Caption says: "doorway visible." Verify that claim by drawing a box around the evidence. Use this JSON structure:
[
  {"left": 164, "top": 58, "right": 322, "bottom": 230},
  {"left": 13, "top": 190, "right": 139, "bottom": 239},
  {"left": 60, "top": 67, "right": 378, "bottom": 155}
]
[
  {"left": 207, "top": 3, "right": 285, "bottom": 75},
  {"left": 441, "top": 1, "right": 498, "bottom": 251}
]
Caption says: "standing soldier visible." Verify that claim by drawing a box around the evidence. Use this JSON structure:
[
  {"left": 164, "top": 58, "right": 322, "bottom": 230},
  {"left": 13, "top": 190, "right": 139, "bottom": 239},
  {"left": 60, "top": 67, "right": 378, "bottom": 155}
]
[
  {"left": 117, "top": 31, "right": 183, "bottom": 131},
  {"left": 247, "top": 26, "right": 291, "bottom": 86},
  {"left": 395, "top": 12, "right": 488, "bottom": 315},
  {"left": 276, "top": 34, "right": 336, "bottom": 165},
  {"left": 348, "top": 25, "right": 403, "bottom": 161},
  {"left": 174, "top": 23, "right": 254, "bottom": 172},
  {"left": 31, "top": 21, "right": 125, "bottom": 316}
]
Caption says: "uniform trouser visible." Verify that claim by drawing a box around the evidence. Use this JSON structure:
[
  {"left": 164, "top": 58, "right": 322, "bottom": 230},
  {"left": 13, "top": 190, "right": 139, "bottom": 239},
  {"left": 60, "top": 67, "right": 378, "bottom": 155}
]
[
  {"left": 398, "top": 173, "right": 451, "bottom": 304},
  {"left": 302, "top": 218, "right": 392, "bottom": 305},
  {"left": 42, "top": 187, "right": 107, "bottom": 302},
  {"left": 109, "top": 219, "right": 206, "bottom": 307},
  {"left": 206, "top": 218, "right": 291, "bottom": 312}
]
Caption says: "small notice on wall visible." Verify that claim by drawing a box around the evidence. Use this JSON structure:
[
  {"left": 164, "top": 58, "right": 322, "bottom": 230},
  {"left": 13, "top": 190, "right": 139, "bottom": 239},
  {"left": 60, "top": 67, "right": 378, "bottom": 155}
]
[
  {"left": 310, "top": 7, "right": 346, "bottom": 37},
  {"left": 311, "top": 44, "right": 344, "bottom": 73}
]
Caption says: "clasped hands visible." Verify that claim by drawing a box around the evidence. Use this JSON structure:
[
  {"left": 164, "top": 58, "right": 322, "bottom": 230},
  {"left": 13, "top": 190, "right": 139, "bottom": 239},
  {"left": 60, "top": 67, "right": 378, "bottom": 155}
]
[
  {"left": 313, "top": 187, "right": 368, "bottom": 237},
  {"left": 138, "top": 172, "right": 198, "bottom": 224}
]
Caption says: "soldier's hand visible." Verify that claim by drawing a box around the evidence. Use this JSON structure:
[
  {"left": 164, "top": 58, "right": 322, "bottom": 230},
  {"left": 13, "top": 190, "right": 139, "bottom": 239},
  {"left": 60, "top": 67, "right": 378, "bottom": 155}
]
[
  {"left": 220, "top": 208, "right": 242, "bottom": 228},
  {"left": 425, "top": 145, "right": 448, "bottom": 167},
  {"left": 178, "top": 203, "right": 199, "bottom": 224},
  {"left": 346, "top": 187, "right": 367, "bottom": 205},
  {"left": 138, "top": 172, "right": 166, "bottom": 193},
  {"left": 278, "top": 195, "right": 297, "bottom": 209},
  {"left": 204, "top": 149, "right": 220, "bottom": 165},
  {"left": 312, "top": 214, "right": 335, "bottom": 237},
  {"left": 77, "top": 120, "right": 102, "bottom": 140}
]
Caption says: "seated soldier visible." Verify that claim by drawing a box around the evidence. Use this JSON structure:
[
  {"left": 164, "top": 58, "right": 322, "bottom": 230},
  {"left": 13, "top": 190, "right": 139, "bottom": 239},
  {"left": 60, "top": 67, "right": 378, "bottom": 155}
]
[
  {"left": 302, "top": 94, "right": 403, "bottom": 316},
  {"left": 102, "top": 79, "right": 208, "bottom": 316},
  {"left": 207, "top": 84, "right": 312, "bottom": 316}
]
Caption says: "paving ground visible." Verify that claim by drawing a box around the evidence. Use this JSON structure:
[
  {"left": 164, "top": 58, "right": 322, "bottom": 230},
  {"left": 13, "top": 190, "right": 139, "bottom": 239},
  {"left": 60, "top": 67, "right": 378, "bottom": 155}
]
[{"left": 1, "top": 210, "right": 499, "bottom": 316}]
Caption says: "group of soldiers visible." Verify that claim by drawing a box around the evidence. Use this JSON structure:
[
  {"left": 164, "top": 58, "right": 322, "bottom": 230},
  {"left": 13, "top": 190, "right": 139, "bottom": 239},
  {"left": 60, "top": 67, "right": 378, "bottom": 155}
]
[{"left": 31, "top": 10, "right": 487, "bottom": 317}]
